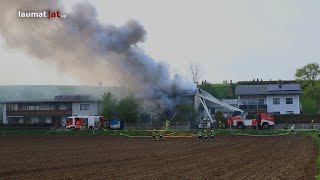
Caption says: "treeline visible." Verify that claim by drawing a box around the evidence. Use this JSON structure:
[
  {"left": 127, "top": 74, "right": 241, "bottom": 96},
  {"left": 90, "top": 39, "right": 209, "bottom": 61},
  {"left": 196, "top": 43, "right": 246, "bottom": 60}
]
[{"left": 101, "top": 92, "right": 197, "bottom": 123}]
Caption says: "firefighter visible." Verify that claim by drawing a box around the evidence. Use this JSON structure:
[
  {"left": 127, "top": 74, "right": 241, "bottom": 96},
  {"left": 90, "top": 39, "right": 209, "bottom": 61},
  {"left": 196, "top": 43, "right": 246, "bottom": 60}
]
[
  {"left": 165, "top": 120, "right": 170, "bottom": 130},
  {"left": 152, "top": 129, "right": 156, "bottom": 141},
  {"left": 311, "top": 120, "right": 314, "bottom": 129},
  {"left": 198, "top": 130, "right": 203, "bottom": 141},
  {"left": 218, "top": 121, "right": 222, "bottom": 130},
  {"left": 159, "top": 129, "right": 164, "bottom": 140},
  {"left": 203, "top": 118, "right": 208, "bottom": 129},
  {"left": 318, "top": 129, "right": 320, "bottom": 139},
  {"left": 210, "top": 129, "right": 215, "bottom": 142},
  {"left": 204, "top": 129, "right": 208, "bottom": 141},
  {"left": 291, "top": 125, "right": 295, "bottom": 134},
  {"left": 284, "top": 122, "right": 288, "bottom": 131}
]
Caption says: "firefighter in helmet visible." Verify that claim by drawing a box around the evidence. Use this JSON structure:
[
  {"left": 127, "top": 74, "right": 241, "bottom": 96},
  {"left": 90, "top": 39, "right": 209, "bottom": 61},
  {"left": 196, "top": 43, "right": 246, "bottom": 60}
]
[
  {"left": 165, "top": 120, "right": 170, "bottom": 130},
  {"left": 218, "top": 121, "right": 222, "bottom": 130},
  {"left": 204, "top": 129, "right": 208, "bottom": 141},
  {"left": 202, "top": 118, "right": 208, "bottom": 129},
  {"left": 311, "top": 120, "right": 314, "bottom": 129},
  {"left": 198, "top": 130, "right": 203, "bottom": 141},
  {"left": 152, "top": 129, "right": 156, "bottom": 141},
  {"left": 291, "top": 125, "right": 295, "bottom": 134},
  {"left": 159, "top": 129, "right": 164, "bottom": 140},
  {"left": 284, "top": 122, "right": 288, "bottom": 131},
  {"left": 210, "top": 129, "right": 215, "bottom": 142}
]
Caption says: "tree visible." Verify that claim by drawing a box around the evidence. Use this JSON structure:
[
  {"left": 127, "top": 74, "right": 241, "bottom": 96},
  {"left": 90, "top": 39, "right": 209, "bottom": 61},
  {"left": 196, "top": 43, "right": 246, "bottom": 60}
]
[
  {"left": 295, "top": 63, "right": 320, "bottom": 81},
  {"left": 138, "top": 99, "right": 164, "bottom": 123},
  {"left": 175, "top": 103, "right": 198, "bottom": 122},
  {"left": 215, "top": 111, "right": 227, "bottom": 128},
  {"left": 189, "top": 64, "right": 203, "bottom": 85},
  {"left": 117, "top": 96, "right": 140, "bottom": 123},
  {"left": 101, "top": 92, "right": 118, "bottom": 119},
  {"left": 295, "top": 63, "right": 320, "bottom": 112}
]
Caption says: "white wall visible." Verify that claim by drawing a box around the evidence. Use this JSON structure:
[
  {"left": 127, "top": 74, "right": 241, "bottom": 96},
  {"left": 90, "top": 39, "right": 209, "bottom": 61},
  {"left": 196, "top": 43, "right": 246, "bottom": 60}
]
[
  {"left": 267, "top": 94, "right": 300, "bottom": 114},
  {"left": 3, "top": 104, "right": 7, "bottom": 124},
  {"left": 72, "top": 103, "right": 98, "bottom": 116}
]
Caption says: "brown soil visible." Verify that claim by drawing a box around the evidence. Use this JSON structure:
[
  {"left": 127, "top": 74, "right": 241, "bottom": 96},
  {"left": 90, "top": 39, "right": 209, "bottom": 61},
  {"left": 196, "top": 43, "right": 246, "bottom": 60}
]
[{"left": 0, "top": 135, "right": 317, "bottom": 180}]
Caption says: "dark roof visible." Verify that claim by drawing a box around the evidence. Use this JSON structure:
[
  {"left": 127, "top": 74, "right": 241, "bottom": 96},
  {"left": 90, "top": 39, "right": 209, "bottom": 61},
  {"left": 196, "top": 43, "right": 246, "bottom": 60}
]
[
  {"left": 1, "top": 95, "right": 102, "bottom": 104},
  {"left": 181, "top": 90, "right": 197, "bottom": 96},
  {"left": 235, "top": 84, "right": 302, "bottom": 95}
]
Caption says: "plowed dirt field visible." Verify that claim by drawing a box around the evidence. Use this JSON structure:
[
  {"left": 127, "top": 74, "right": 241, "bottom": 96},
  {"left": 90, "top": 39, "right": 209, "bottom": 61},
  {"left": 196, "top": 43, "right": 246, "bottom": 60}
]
[{"left": 0, "top": 135, "right": 317, "bottom": 179}]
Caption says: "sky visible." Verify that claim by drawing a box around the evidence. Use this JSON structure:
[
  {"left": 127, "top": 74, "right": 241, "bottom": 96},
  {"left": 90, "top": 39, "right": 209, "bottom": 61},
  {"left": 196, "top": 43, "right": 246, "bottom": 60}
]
[{"left": 0, "top": 0, "right": 320, "bottom": 85}]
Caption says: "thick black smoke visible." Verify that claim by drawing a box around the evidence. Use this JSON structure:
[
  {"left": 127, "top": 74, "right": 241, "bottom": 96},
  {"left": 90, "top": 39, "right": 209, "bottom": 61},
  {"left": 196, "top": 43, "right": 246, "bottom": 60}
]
[{"left": 0, "top": 0, "right": 195, "bottom": 108}]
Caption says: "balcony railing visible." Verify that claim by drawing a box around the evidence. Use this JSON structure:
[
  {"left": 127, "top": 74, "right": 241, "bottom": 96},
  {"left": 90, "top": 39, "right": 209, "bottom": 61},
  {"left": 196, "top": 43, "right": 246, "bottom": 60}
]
[
  {"left": 6, "top": 110, "right": 72, "bottom": 116},
  {"left": 239, "top": 105, "right": 267, "bottom": 110}
]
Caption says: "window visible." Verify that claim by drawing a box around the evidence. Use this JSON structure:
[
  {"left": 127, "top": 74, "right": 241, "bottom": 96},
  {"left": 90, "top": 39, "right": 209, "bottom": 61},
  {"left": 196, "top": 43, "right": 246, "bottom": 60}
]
[
  {"left": 266, "top": 113, "right": 273, "bottom": 118},
  {"left": 80, "top": 104, "right": 89, "bottom": 110},
  {"left": 8, "top": 104, "right": 18, "bottom": 111},
  {"left": 24, "top": 117, "right": 31, "bottom": 124},
  {"left": 66, "top": 104, "right": 72, "bottom": 111},
  {"left": 286, "top": 111, "right": 294, "bottom": 114},
  {"left": 286, "top": 98, "right": 293, "bottom": 104},
  {"left": 53, "top": 105, "right": 60, "bottom": 110},
  {"left": 258, "top": 99, "right": 264, "bottom": 105},
  {"left": 27, "top": 105, "right": 40, "bottom": 111},
  {"left": 273, "top": 98, "right": 280, "bottom": 105}
]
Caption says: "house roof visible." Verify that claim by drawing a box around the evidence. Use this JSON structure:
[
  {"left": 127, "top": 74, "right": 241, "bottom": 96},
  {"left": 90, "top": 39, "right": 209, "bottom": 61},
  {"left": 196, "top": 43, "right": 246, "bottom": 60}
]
[
  {"left": 0, "top": 95, "right": 102, "bottom": 104},
  {"left": 180, "top": 90, "right": 198, "bottom": 96},
  {"left": 235, "top": 84, "right": 302, "bottom": 95}
]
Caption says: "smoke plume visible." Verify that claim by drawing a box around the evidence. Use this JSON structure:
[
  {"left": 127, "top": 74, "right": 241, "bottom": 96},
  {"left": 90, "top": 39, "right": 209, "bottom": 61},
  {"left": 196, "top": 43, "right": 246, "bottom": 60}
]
[{"left": 0, "top": 0, "right": 195, "bottom": 107}]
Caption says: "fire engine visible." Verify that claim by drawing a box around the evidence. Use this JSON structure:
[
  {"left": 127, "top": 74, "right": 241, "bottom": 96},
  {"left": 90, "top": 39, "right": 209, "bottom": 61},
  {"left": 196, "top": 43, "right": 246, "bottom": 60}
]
[
  {"left": 227, "top": 112, "right": 275, "bottom": 129},
  {"left": 66, "top": 115, "right": 105, "bottom": 130},
  {"left": 196, "top": 89, "right": 275, "bottom": 129}
]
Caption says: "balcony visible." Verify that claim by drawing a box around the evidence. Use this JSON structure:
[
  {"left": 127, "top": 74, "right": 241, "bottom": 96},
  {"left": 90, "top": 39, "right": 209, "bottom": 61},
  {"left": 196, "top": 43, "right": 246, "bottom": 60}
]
[
  {"left": 6, "top": 110, "right": 72, "bottom": 117},
  {"left": 239, "top": 105, "right": 267, "bottom": 110}
]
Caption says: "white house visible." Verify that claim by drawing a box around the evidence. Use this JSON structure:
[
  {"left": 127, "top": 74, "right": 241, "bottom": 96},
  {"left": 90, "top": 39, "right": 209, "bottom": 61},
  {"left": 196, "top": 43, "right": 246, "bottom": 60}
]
[
  {"left": 1, "top": 95, "right": 103, "bottom": 127},
  {"left": 229, "top": 83, "right": 302, "bottom": 115}
]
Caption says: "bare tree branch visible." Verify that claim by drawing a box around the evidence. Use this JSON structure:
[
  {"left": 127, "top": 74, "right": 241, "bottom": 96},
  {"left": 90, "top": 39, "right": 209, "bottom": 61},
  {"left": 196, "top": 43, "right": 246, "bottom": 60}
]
[{"left": 189, "top": 64, "right": 203, "bottom": 84}]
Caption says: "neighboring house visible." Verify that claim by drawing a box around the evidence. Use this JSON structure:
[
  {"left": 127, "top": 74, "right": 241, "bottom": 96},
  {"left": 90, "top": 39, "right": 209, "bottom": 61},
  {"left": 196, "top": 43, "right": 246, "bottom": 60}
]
[
  {"left": 1, "top": 95, "right": 102, "bottom": 126},
  {"left": 228, "top": 83, "right": 302, "bottom": 115}
]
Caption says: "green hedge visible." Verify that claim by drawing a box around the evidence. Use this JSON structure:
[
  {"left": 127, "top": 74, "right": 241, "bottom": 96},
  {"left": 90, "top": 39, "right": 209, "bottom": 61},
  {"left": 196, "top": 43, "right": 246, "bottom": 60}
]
[{"left": 274, "top": 114, "right": 320, "bottom": 123}]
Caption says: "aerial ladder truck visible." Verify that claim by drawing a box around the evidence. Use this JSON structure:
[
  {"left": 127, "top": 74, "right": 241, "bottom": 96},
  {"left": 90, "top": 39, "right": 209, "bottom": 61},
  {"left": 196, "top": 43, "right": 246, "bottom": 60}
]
[{"left": 196, "top": 89, "right": 274, "bottom": 129}]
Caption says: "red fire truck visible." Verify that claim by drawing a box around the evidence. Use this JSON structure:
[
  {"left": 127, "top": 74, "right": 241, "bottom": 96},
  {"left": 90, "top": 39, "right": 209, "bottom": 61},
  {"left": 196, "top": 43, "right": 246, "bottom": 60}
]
[
  {"left": 66, "top": 115, "right": 105, "bottom": 130},
  {"left": 227, "top": 112, "right": 275, "bottom": 129}
]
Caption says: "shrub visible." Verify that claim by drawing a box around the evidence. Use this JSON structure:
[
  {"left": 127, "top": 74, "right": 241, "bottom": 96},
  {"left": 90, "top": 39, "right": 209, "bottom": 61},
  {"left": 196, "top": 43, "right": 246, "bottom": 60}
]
[{"left": 274, "top": 114, "right": 320, "bottom": 123}]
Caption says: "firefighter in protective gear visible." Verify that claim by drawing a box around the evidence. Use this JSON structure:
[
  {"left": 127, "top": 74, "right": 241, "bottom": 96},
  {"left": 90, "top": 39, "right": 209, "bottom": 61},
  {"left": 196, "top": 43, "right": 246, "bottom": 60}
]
[
  {"left": 198, "top": 130, "right": 203, "bottom": 141},
  {"left": 284, "top": 122, "right": 288, "bottom": 131},
  {"left": 210, "top": 129, "right": 215, "bottom": 142},
  {"left": 291, "top": 125, "right": 295, "bottom": 134},
  {"left": 165, "top": 120, "right": 170, "bottom": 130},
  {"left": 203, "top": 118, "right": 208, "bottom": 128},
  {"left": 311, "top": 120, "right": 314, "bottom": 129},
  {"left": 218, "top": 121, "right": 222, "bottom": 130},
  {"left": 204, "top": 129, "right": 208, "bottom": 141},
  {"left": 152, "top": 129, "right": 156, "bottom": 141},
  {"left": 159, "top": 129, "right": 164, "bottom": 140}
]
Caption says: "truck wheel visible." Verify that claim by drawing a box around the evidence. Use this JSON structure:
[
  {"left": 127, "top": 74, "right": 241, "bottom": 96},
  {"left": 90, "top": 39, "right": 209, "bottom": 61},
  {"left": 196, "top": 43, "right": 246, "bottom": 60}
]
[
  {"left": 70, "top": 127, "right": 75, "bottom": 131},
  {"left": 89, "top": 126, "right": 94, "bottom": 131},
  {"left": 262, "top": 123, "right": 269, "bottom": 129},
  {"left": 237, "top": 123, "right": 244, "bottom": 129}
]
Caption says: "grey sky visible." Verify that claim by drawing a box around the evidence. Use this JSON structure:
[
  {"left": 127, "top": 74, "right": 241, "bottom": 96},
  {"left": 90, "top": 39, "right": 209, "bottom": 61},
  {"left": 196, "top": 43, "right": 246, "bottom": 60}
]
[{"left": 0, "top": 0, "right": 319, "bottom": 85}]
